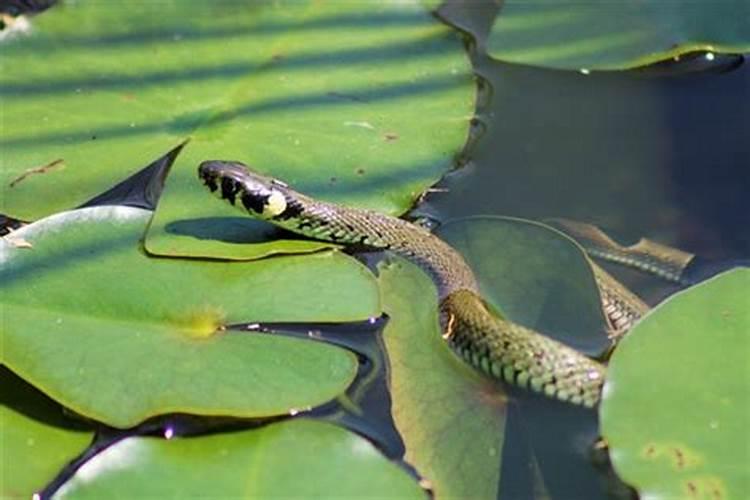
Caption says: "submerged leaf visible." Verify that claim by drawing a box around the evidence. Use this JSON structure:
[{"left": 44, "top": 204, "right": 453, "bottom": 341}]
[{"left": 436, "top": 216, "right": 609, "bottom": 354}]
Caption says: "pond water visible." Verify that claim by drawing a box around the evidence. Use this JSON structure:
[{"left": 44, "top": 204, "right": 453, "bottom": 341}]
[{"left": 425, "top": 2, "right": 749, "bottom": 291}]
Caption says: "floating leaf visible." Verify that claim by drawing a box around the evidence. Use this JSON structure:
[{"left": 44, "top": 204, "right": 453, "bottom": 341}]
[
  {"left": 378, "top": 257, "right": 507, "bottom": 499},
  {"left": 54, "top": 419, "right": 425, "bottom": 499},
  {"left": 0, "top": 368, "right": 92, "bottom": 498},
  {"left": 487, "top": 0, "right": 750, "bottom": 70},
  {"left": 601, "top": 269, "right": 750, "bottom": 499},
  {"left": 0, "top": 0, "right": 473, "bottom": 261},
  {"left": 0, "top": 206, "right": 380, "bottom": 427}
]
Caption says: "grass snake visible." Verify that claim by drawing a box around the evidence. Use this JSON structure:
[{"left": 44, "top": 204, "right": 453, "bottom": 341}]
[{"left": 198, "top": 161, "right": 625, "bottom": 407}]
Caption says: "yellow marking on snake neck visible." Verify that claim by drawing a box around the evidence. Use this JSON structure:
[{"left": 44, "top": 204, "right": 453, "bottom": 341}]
[{"left": 264, "top": 190, "right": 287, "bottom": 217}]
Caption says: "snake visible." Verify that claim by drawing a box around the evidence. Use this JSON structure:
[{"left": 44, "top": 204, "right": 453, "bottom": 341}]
[{"left": 198, "top": 161, "right": 614, "bottom": 407}]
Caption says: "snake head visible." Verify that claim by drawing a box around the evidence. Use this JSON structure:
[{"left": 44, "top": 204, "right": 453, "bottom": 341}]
[{"left": 198, "top": 160, "right": 289, "bottom": 219}]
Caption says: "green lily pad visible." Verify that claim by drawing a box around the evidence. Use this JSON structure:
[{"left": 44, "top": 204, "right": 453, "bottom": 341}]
[
  {"left": 378, "top": 257, "right": 507, "bottom": 499},
  {"left": 436, "top": 216, "right": 609, "bottom": 354},
  {"left": 0, "top": 1, "right": 473, "bottom": 258},
  {"left": 601, "top": 269, "right": 750, "bottom": 498},
  {"left": 487, "top": 0, "right": 750, "bottom": 70},
  {"left": 1, "top": 367, "right": 93, "bottom": 499},
  {"left": 0, "top": 206, "right": 380, "bottom": 427},
  {"left": 54, "top": 419, "right": 425, "bottom": 499}
]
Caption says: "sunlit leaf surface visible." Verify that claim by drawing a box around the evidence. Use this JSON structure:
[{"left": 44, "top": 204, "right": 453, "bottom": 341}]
[
  {"left": 0, "top": 368, "right": 92, "bottom": 498},
  {"left": 378, "top": 257, "right": 507, "bottom": 499},
  {"left": 0, "top": 0, "right": 473, "bottom": 261},
  {"left": 0, "top": 206, "right": 380, "bottom": 427},
  {"left": 54, "top": 419, "right": 425, "bottom": 499},
  {"left": 601, "top": 269, "right": 749, "bottom": 499},
  {"left": 488, "top": 0, "right": 750, "bottom": 70}
]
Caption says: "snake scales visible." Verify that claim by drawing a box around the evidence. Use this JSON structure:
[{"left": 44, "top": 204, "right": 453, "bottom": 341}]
[{"left": 198, "top": 161, "right": 645, "bottom": 407}]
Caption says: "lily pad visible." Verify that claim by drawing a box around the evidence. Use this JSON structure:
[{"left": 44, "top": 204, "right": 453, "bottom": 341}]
[
  {"left": 54, "top": 419, "right": 425, "bottom": 499},
  {"left": 487, "top": 0, "right": 750, "bottom": 70},
  {"left": 0, "top": 206, "right": 380, "bottom": 427},
  {"left": 436, "top": 216, "right": 610, "bottom": 354},
  {"left": 0, "top": 0, "right": 473, "bottom": 259},
  {"left": 378, "top": 257, "right": 507, "bottom": 499},
  {"left": 1, "top": 367, "right": 93, "bottom": 499},
  {"left": 601, "top": 269, "right": 750, "bottom": 499}
]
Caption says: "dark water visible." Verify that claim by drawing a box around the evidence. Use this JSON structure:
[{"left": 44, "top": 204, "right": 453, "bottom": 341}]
[{"left": 419, "top": 2, "right": 750, "bottom": 310}]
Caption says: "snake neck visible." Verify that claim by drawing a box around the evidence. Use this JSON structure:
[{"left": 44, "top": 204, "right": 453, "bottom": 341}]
[{"left": 271, "top": 193, "right": 479, "bottom": 300}]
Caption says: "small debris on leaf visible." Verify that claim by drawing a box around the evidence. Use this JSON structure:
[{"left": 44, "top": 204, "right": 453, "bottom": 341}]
[{"left": 9, "top": 158, "right": 65, "bottom": 188}]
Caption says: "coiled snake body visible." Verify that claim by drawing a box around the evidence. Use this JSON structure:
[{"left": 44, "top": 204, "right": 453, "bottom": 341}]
[{"left": 199, "top": 161, "right": 606, "bottom": 407}]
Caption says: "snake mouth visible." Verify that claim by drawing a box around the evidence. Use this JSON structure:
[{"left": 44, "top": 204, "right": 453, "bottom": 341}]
[
  {"left": 198, "top": 160, "right": 289, "bottom": 218},
  {"left": 198, "top": 160, "right": 249, "bottom": 190}
]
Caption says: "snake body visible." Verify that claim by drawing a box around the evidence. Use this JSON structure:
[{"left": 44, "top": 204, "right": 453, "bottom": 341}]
[{"left": 198, "top": 161, "right": 606, "bottom": 407}]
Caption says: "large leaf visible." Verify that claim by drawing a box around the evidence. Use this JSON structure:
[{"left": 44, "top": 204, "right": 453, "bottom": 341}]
[
  {"left": 0, "top": 206, "right": 380, "bottom": 427},
  {"left": 601, "top": 269, "right": 750, "bottom": 498},
  {"left": 0, "top": 1, "right": 473, "bottom": 256},
  {"left": 54, "top": 419, "right": 425, "bottom": 499},
  {"left": 1, "top": 368, "right": 92, "bottom": 499},
  {"left": 436, "top": 216, "right": 610, "bottom": 354},
  {"left": 487, "top": 0, "right": 750, "bottom": 70},
  {"left": 378, "top": 257, "right": 507, "bottom": 499}
]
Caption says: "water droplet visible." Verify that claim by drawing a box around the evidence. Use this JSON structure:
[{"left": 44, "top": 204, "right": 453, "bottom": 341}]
[
  {"left": 579, "top": 68, "right": 590, "bottom": 75},
  {"left": 164, "top": 426, "right": 175, "bottom": 439},
  {"left": 705, "top": 52, "right": 715, "bottom": 61}
]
